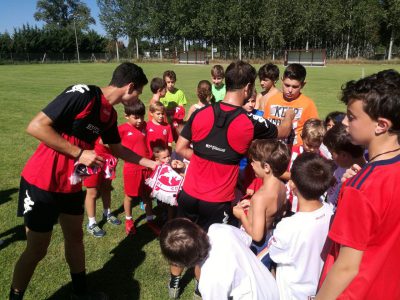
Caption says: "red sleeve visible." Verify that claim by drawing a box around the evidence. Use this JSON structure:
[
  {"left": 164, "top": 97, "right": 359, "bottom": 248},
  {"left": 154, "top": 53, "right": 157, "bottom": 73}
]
[
  {"left": 329, "top": 187, "right": 379, "bottom": 251},
  {"left": 167, "top": 125, "right": 173, "bottom": 143}
]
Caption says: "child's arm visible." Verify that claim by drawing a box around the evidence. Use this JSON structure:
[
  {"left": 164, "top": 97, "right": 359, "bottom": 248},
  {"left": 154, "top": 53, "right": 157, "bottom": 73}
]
[{"left": 316, "top": 246, "right": 363, "bottom": 300}]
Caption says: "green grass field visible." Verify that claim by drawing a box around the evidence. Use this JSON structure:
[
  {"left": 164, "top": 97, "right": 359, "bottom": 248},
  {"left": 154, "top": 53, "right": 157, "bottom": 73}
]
[{"left": 0, "top": 62, "right": 399, "bottom": 299}]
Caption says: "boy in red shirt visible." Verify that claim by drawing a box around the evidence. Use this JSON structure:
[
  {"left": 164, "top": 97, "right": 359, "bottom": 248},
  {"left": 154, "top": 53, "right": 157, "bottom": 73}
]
[
  {"left": 316, "top": 69, "right": 400, "bottom": 299},
  {"left": 146, "top": 102, "right": 173, "bottom": 157},
  {"left": 118, "top": 101, "right": 155, "bottom": 235}
]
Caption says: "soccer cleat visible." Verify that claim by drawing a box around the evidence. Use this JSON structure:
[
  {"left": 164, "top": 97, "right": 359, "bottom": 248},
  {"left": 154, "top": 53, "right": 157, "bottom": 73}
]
[
  {"left": 104, "top": 213, "right": 121, "bottom": 226},
  {"left": 168, "top": 275, "right": 182, "bottom": 299},
  {"left": 125, "top": 219, "right": 136, "bottom": 235},
  {"left": 146, "top": 220, "right": 161, "bottom": 236},
  {"left": 87, "top": 223, "right": 106, "bottom": 238}
]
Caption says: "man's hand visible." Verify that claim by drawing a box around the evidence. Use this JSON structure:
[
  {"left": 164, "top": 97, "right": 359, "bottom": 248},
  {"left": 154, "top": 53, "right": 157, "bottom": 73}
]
[{"left": 78, "top": 150, "right": 105, "bottom": 167}]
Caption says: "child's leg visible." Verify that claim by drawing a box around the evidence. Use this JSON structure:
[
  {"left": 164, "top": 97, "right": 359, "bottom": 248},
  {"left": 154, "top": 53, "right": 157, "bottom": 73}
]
[
  {"left": 169, "top": 265, "right": 184, "bottom": 299},
  {"left": 167, "top": 205, "right": 176, "bottom": 221},
  {"left": 100, "top": 179, "right": 120, "bottom": 225},
  {"left": 84, "top": 187, "right": 99, "bottom": 226},
  {"left": 123, "top": 195, "right": 136, "bottom": 235}
]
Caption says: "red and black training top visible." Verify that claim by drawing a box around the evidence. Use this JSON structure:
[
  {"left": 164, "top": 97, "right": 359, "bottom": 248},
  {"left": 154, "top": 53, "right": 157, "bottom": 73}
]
[
  {"left": 21, "top": 84, "right": 120, "bottom": 193},
  {"left": 181, "top": 102, "right": 277, "bottom": 203}
]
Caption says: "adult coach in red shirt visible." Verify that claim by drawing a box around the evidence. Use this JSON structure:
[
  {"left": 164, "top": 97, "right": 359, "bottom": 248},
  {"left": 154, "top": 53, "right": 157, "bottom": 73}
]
[
  {"left": 10, "top": 63, "right": 157, "bottom": 300},
  {"left": 167, "top": 60, "right": 294, "bottom": 299}
]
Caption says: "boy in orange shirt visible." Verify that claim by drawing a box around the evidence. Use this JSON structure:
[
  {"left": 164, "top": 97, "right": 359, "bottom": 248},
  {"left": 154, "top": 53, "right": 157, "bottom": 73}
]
[{"left": 264, "top": 63, "right": 318, "bottom": 146}]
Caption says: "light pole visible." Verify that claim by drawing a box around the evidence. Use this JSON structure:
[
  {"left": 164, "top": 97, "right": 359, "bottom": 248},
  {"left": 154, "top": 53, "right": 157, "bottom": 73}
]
[{"left": 73, "top": 17, "right": 80, "bottom": 63}]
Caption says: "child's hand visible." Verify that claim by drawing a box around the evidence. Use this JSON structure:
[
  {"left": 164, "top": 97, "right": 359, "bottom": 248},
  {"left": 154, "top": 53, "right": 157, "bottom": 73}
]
[
  {"left": 240, "top": 199, "right": 251, "bottom": 209},
  {"left": 233, "top": 203, "right": 245, "bottom": 219},
  {"left": 246, "top": 188, "right": 255, "bottom": 196},
  {"left": 341, "top": 164, "right": 361, "bottom": 182},
  {"left": 171, "top": 159, "right": 185, "bottom": 169}
]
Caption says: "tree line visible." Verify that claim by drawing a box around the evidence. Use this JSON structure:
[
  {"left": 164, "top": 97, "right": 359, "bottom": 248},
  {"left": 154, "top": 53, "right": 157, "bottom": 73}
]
[{"left": 1, "top": 0, "right": 399, "bottom": 61}]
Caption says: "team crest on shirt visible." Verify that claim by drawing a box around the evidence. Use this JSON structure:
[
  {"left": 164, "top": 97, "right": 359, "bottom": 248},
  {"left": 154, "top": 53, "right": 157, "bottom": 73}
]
[
  {"left": 163, "top": 129, "right": 167, "bottom": 135},
  {"left": 66, "top": 84, "right": 90, "bottom": 94}
]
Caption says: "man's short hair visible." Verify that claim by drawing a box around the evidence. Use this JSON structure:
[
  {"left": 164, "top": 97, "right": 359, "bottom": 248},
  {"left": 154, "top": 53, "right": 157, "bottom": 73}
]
[
  {"left": 291, "top": 152, "right": 335, "bottom": 200},
  {"left": 150, "top": 77, "right": 166, "bottom": 94},
  {"left": 323, "top": 123, "right": 365, "bottom": 158},
  {"left": 109, "top": 62, "right": 148, "bottom": 88},
  {"left": 225, "top": 60, "right": 257, "bottom": 92},
  {"left": 248, "top": 139, "right": 290, "bottom": 177},
  {"left": 163, "top": 70, "right": 177, "bottom": 82},
  {"left": 211, "top": 65, "right": 225, "bottom": 78},
  {"left": 283, "top": 63, "right": 307, "bottom": 83},
  {"left": 149, "top": 101, "right": 165, "bottom": 113},
  {"left": 301, "top": 118, "right": 326, "bottom": 145},
  {"left": 124, "top": 100, "right": 145, "bottom": 116},
  {"left": 258, "top": 63, "right": 279, "bottom": 81},
  {"left": 341, "top": 69, "right": 400, "bottom": 139},
  {"left": 160, "top": 218, "right": 210, "bottom": 268}
]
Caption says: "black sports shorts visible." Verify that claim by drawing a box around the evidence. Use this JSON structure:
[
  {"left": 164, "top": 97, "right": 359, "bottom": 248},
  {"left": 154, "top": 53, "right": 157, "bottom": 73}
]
[
  {"left": 177, "top": 189, "right": 233, "bottom": 231},
  {"left": 18, "top": 177, "right": 84, "bottom": 232}
]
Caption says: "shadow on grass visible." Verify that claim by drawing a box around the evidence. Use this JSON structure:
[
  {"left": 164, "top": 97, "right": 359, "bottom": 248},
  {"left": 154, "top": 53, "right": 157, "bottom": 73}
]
[
  {"left": 0, "top": 187, "right": 19, "bottom": 206},
  {"left": 47, "top": 223, "right": 157, "bottom": 300},
  {"left": 0, "top": 224, "right": 26, "bottom": 251}
]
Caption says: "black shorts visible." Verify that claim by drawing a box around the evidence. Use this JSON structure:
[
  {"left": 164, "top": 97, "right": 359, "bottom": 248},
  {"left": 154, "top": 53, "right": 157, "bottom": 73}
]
[
  {"left": 177, "top": 189, "right": 233, "bottom": 231},
  {"left": 18, "top": 177, "right": 84, "bottom": 232}
]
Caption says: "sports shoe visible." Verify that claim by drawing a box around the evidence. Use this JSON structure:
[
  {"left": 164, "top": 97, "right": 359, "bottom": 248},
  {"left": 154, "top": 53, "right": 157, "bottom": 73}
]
[
  {"left": 87, "top": 223, "right": 106, "bottom": 238},
  {"left": 168, "top": 275, "right": 182, "bottom": 299},
  {"left": 146, "top": 220, "right": 161, "bottom": 236},
  {"left": 104, "top": 213, "right": 121, "bottom": 226},
  {"left": 70, "top": 291, "right": 109, "bottom": 300},
  {"left": 125, "top": 219, "right": 136, "bottom": 235}
]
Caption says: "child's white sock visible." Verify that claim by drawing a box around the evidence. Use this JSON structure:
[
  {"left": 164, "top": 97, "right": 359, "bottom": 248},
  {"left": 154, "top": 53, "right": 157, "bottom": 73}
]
[
  {"left": 88, "top": 217, "right": 96, "bottom": 226},
  {"left": 125, "top": 216, "right": 133, "bottom": 220}
]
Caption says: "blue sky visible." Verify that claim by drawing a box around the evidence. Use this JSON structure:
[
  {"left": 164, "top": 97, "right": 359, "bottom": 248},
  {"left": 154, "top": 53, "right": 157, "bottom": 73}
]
[{"left": 0, "top": 0, "right": 106, "bottom": 35}]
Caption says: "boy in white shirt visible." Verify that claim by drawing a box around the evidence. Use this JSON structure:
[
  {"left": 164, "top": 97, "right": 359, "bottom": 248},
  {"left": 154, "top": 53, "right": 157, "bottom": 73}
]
[{"left": 269, "top": 152, "right": 335, "bottom": 300}]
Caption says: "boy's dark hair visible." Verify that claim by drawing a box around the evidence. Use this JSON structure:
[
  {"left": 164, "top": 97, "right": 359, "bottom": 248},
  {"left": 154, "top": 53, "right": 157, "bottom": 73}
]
[
  {"left": 341, "top": 69, "right": 400, "bottom": 139},
  {"left": 211, "top": 65, "right": 225, "bottom": 78},
  {"left": 160, "top": 218, "right": 210, "bottom": 268},
  {"left": 152, "top": 143, "right": 169, "bottom": 158},
  {"left": 248, "top": 139, "right": 290, "bottom": 177},
  {"left": 301, "top": 118, "right": 326, "bottom": 145},
  {"left": 283, "top": 63, "right": 307, "bottom": 83},
  {"left": 163, "top": 70, "right": 177, "bottom": 82},
  {"left": 324, "top": 111, "right": 346, "bottom": 127},
  {"left": 124, "top": 100, "right": 145, "bottom": 116},
  {"left": 291, "top": 152, "right": 335, "bottom": 200},
  {"left": 149, "top": 101, "right": 166, "bottom": 113},
  {"left": 258, "top": 63, "right": 279, "bottom": 81},
  {"left": 109, "top": 62, "right": 148, "bottom": 88},
  {"left": 150, "top": 77, "right": 166, "bottom": 94},
  {"left": 225, "top": 60, "right": 257, "bottom": 92},
  {"left": 197, "top": 80, "right": 212, "bottom": 103},
  {"left": 323, "top": 123, "right": 364, "bottom": 158}
]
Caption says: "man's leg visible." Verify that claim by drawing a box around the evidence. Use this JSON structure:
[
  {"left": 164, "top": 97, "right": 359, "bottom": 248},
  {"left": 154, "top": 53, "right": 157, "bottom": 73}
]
[{"left": 11, "top": 228, "right": 52, "bottom": 298}]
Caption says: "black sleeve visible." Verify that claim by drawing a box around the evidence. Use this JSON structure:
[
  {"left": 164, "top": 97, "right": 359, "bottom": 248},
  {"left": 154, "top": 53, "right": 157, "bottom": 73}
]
[
  {"left": 42, "top": 85, "right": 92, "bottom": 127},
  {"left": 101, "top": 110, "right": 121, "bottom": 144},
  {"left": 249, "top": 113, "right": 278, "bottom": 139}
]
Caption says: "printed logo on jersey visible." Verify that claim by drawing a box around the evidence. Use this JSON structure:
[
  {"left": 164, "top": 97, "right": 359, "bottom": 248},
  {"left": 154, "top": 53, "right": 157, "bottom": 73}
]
[
  {"left": 23, "top": 191, "right": 34, "bottom": 214},
  {"left": 127, "top": 132, "right": 133, "bottom": 136},
  {"left": 223, "top": 211, "right": 229, "bottom": 224},
  {"left": 205, "top": 144, "right": 226, "bottom": 153},
  {"left": 249, "top": 114, "right": 270, "bottom": 127},
  {"left": 269, "top": 105, "right": 303, "bottom": 121},
  {"left": 86, "top": 123, "right": 100, "bottom": 135},
  {"left": 162, "top": 129, "right": 167, "bottom": 135},
  {"left": 66, "top": 84, "right": 90, "bottom": 94},
  {"left": 149, "top": 128, "right": 154, "bottom": 133}
]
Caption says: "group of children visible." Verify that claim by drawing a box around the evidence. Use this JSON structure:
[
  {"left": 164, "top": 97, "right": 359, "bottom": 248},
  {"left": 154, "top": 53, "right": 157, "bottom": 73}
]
[{"left": 80, "top": 62, "right": 400, "bottom": 300}]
